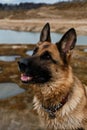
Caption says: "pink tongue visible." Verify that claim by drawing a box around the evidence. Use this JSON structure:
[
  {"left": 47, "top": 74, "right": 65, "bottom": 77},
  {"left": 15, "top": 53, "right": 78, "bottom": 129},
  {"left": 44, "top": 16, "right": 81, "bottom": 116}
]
[{"left": 21, "top": 74, "right": 32, "bottom": 82}]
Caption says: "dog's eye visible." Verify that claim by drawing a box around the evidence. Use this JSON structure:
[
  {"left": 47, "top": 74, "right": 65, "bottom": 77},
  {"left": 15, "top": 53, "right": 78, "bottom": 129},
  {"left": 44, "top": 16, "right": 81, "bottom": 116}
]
[
  {"left": 41, "top": 51, "right": 51, "bottom": 60},
  {"left": 32, "top": 47, "right": 39, "bottom": 55}
]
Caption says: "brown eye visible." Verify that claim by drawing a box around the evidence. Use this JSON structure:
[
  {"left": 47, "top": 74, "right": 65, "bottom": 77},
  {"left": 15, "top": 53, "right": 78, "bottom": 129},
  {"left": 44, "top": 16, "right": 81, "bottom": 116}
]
[
  {"left": 32, "top": 47, "right": 39, "bottom": 55},
  {"left": 40, "top": 51, "right": 51, "bottom": 60}
]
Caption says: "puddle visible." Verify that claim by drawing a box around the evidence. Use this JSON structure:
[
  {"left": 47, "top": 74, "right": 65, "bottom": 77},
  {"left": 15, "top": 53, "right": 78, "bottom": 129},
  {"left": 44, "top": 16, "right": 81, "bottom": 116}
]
[
  {"left": 0, "top": 55, "right": 21, "bottom": 62},
  {"left": 0, "top": 83, "right": 25, "bottom": 99},
  {"left": 84, "top": 49, "right": 87, "bottom": 52},
  {"left": 26, "top": 50, "right": 33, "bottom": 56}
]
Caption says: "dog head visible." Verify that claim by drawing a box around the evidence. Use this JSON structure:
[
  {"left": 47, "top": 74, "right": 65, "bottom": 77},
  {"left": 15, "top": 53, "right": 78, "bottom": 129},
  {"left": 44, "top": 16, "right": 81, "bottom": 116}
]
[{"left": 18, "top": 23, "right": 76, "bottom": 84}]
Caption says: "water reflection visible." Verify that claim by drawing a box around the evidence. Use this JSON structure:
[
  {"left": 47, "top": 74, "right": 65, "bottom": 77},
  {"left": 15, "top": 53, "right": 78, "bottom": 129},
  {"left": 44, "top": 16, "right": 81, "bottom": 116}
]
[
  {"left": 26, "top": 50, "right": 33, "bottom": 56},
  {"left": 0, "top": 30, "right": 87, "bottom": 45},
  {"left": 84, "top": 49, "right": 87, "bottom": 52}
]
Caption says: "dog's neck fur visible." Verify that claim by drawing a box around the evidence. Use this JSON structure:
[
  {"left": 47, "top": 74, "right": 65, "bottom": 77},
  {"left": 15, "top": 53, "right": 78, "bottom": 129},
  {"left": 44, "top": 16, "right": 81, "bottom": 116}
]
[
  {"left": 33, "top": 66, "right": 86, "bottom": 130},
  {"left": 33, "top": 66, "right": 73, "bottom": 107}
]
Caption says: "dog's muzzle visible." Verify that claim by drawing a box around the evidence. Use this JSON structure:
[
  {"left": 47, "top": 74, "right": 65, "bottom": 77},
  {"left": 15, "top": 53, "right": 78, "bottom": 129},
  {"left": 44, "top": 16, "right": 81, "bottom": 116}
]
[
  {"left": 18, "top": 58, "right": 33, "bottom": 83},
  {"left": 18, "top": 57, "right": 52, "bottom": 84}
]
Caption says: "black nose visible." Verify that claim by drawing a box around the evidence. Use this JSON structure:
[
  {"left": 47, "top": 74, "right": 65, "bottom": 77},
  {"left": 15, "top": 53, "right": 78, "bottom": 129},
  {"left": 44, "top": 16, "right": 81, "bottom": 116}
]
[{"left": 18, "top": 58, "right": 28, "bottom": 72}]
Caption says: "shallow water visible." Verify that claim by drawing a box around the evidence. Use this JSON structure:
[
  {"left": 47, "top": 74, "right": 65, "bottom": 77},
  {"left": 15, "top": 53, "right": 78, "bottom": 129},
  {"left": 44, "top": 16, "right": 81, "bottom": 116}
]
[
  {"left": 26, "top": 50, "right": 33, "bottom": 56},
  {"left": 0, "top": 55, "right": 20, "bottom": 62},
  {"left": 84, "top": 49, "right": 87, "bottom": 52},
  {"left": 0, "top": 83, "right": 25, "bottom": 99},
  {"left": 0, "top": 30, "right": 87, "bottom": 45}
]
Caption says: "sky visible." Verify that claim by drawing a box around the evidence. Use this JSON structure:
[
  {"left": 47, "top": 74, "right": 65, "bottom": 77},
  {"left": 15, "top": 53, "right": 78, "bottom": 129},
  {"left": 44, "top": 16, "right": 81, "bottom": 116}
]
[{"left": 0, "top": 0, "right": 68, "bottom": 4}]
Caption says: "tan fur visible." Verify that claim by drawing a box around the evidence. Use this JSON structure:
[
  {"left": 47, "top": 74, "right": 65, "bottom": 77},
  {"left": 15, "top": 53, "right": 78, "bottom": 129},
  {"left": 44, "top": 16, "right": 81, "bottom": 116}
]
[{"left": 32, "top": 42, "right": 87, "bottom": 130}]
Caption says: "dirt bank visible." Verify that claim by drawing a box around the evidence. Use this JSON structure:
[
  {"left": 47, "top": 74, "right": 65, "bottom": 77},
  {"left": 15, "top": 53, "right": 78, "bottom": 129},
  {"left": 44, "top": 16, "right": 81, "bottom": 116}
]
[
  {"left": 0, "top": 19, "right": 87, "bottom": 35},
  {"left": 0, "top": 1, "right": 87, "bottom": 35}
]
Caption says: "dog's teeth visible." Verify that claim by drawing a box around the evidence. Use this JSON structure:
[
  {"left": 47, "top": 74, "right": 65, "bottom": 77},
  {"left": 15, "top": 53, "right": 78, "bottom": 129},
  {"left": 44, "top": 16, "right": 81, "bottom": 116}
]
[
  {"left": 28, "top": 77, "right": 32, "bottom": 80},
  {"left": 21, "top": 73, "right": 32, "bottom": 82}
]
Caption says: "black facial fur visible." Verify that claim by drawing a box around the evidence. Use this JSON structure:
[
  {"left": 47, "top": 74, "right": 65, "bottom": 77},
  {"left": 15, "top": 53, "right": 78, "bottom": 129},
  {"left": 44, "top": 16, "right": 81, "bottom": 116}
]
[
  {"left": 18, "top": 56, "right": 52, "bottom": 84},
  {"left": 77, "top": 128, "right": 84, "bottom": 130},
  {"left": 40, "top": 51, "right": 52, "bottom": 60},
  {"left": 32, "top": 47, "right": 39, "bottom": 55},
  {"left": 40, "top": 51, "right": 57, "bottom": 64}
]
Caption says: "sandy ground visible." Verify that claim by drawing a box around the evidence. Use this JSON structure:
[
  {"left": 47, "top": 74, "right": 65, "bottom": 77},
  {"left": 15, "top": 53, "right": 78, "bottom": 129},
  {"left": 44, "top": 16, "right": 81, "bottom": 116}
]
[{"left": 0, "top": 18, "right": 87, "bottom": 35}]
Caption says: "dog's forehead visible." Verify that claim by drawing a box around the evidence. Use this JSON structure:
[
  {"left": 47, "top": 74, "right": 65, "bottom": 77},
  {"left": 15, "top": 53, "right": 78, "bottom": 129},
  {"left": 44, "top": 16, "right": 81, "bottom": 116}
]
[
  {"left": 37, "top": 42, "right": 61, "bottom": 60},
  {"left": 37, "top": 42, "right": 57, "bottom": 52},
  {"left": 38, "top": 41, "right": 50, "bottom": 47}
]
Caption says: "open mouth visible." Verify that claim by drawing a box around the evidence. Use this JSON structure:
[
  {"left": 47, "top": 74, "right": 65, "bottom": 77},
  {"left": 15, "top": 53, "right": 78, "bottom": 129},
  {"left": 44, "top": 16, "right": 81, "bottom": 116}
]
[
  {"left": 21, "top": 73, "right": 32, "bottom": 83},
  {"left": 20, "top": 73, "right": 50, "bottom": 84}
]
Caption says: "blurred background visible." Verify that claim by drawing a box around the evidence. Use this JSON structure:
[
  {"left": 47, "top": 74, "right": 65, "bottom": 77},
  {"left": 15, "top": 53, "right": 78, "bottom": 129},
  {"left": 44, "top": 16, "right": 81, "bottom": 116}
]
[{"left": 0, "top": 0, "right": 87, "bottom": 130}]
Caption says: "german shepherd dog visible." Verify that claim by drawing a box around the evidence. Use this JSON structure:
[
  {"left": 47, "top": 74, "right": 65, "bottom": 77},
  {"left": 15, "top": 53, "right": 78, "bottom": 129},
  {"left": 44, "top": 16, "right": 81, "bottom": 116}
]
[{"left": 18, "top": 23, "right": 87, "bottom": 130}]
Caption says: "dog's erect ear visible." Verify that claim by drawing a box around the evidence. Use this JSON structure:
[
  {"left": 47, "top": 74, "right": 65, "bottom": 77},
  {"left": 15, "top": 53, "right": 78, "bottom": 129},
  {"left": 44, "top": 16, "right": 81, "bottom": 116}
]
[
  {"left": 56, "top": 28, "right": 77, "bottom": 53},
  {"left": 40, "top": 23, "right": 51, "bottom": 42},
  {"left": 56, "top": 28, "right": 77, "bottom": 64}
]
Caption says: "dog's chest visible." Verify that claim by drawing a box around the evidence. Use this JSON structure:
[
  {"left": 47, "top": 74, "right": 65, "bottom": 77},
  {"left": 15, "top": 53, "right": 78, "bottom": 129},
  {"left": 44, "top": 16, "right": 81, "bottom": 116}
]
[{"left": 33, "top": 96, "right": 83, "bottom": 130}]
